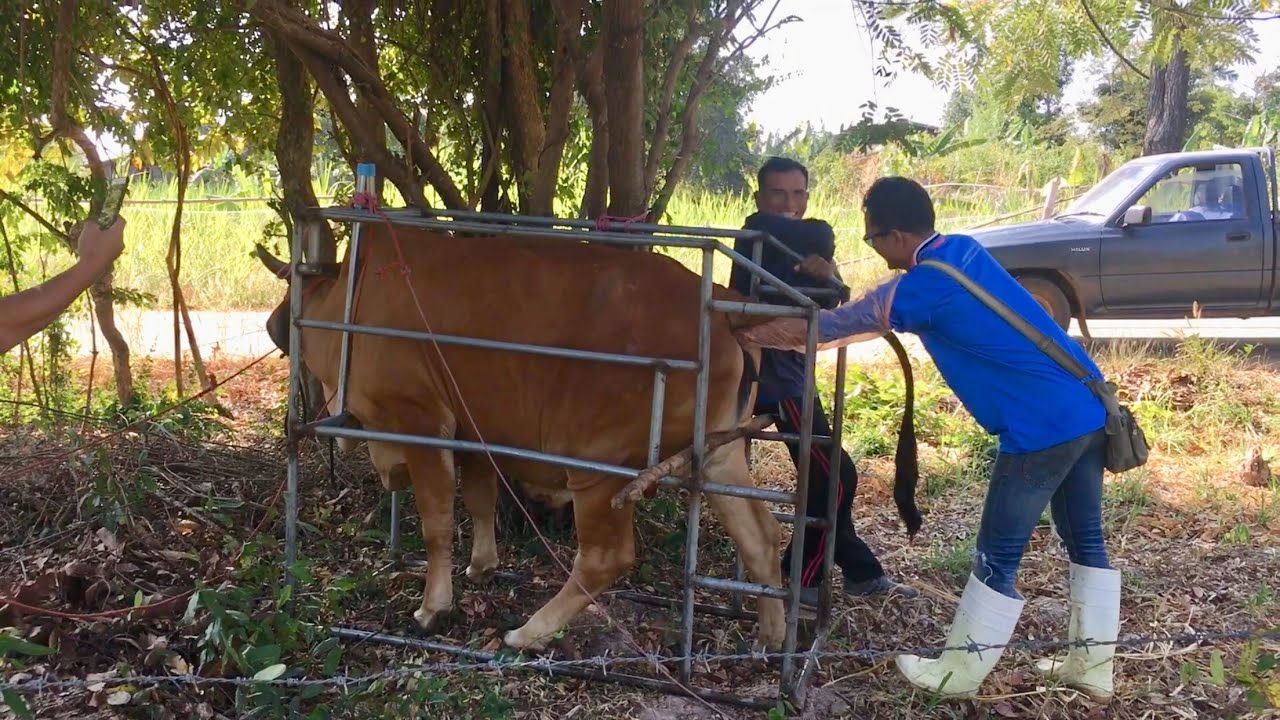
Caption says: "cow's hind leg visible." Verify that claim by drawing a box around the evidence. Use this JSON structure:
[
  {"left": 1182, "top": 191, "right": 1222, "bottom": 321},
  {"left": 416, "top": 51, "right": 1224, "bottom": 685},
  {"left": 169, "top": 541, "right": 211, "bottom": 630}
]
[
  {"left": 402, "top": 444, "right": 457, "bottom": 632},
  {"left": 703, "top": 438, "right": 786, "bottom": 651},
  {"left": 503, "top": 476, "right": 634, "bottom": 651},
  {"left": 460, "top": 459, "right": 499, "bottom": 581}
]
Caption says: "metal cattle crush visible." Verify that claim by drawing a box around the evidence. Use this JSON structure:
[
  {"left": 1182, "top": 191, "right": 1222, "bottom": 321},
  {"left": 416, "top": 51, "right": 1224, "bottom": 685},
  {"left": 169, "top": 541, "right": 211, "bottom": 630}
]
[{"left": 281, "top": 165, "right": 854, "bottom": 710}]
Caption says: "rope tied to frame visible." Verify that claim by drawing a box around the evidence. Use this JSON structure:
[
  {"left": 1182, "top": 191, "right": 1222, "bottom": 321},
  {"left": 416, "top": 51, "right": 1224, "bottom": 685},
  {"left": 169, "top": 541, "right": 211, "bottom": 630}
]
[{"left": 593, "top": 210, "right": 649, "bottom": 233}]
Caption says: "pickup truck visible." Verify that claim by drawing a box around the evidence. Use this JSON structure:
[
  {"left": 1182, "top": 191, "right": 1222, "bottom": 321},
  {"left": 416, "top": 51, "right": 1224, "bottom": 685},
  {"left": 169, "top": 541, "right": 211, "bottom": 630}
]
[{"left": 966, "top": 146, "right": 1279, "bottom": 331}]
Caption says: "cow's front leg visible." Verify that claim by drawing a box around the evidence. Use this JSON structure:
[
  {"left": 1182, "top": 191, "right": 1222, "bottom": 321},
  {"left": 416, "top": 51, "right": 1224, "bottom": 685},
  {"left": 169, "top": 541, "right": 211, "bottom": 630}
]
[
  {"left": 504, "top": 477, "right": 634, "bottom": 651},
  {"left": 403, "top": 445, "right": 457, "bottom": 631},
  {"left": 460, "top": 460, "right": 499, "bottom": 581},
  {"left": 703, "top": 438, "right": 785, "bottom": 651}
]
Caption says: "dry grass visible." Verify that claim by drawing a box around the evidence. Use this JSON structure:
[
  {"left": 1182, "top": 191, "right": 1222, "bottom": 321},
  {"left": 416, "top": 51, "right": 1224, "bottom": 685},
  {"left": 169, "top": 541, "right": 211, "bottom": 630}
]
[{"left": 1, "top": 338, "right": 1279, "bottom": 719}]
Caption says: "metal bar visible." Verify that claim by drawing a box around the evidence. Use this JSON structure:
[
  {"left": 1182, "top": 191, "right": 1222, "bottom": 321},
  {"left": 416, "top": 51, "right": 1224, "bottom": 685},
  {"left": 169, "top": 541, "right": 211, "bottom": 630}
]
[
  {"left": 332, "top": 211, "right": 366, "bottom": 415},
  {"left": 283, "top": 221, "right": 306, "bottom": 577},
  {"left": 330, "top": 626, "right": 777, "bottom": 710},
  {"left": 654, "top": 475, "right": 798, "bottom": 504},
  {"left": 311, "top": 205, "right": 822, "bottom": 310},
  {"left": 711, "top": 241, "right": 820, "bottom": 308},
  {"left": 731, "top": 553, "right": 746, "bottom": 615},
  {"left": 410, "top": 206, "right": 772, "bottom": 242},
  {"left": 792, "top": 622, "right": 836, "bottom": 706},
  {"left": 750, "top": 430, "right": 833, "bottom": 445},
  {"left": 758, "top": 286, "right": 843, "bottom": 299},
  {"left": 781, "top": 310, "right": 820, "bottom": 694},
  {"left": 312, "top": 425, "right": 640, "bottom": 478},
  {"left": 296, "top": 318, "right": 698, "bottom": 371},
  {"left": 680, "top": 248, "right": 716, "bottom": 682},
  {"left": 298, "top": 412, "right": 350, "bottom": 433},
  {"left": 389, "top": 491, "right": 402, "bottom": 558},
  {"left": 817, "top": 346, "right": 849, "bottom": 626},
  {"left": 707, "top": 299, "right": 812, "bottom": 318},
  {"left": 311, "top": 207, "right": 718, "bottom": 251},
  {"left": 648, "top": 368, "right": 667, "bottom": 466},
  {"left": 611, "top": 590, "right": 757, "bottom": 622},
  {"left": 749, "top": 237, "right": 763, "bottom": 300},
  {"left": 692, "top": 574, "right": 789, "bottom": 600},
  {"left": 773, "top": 511, "right": 827, "bottom": 528}
]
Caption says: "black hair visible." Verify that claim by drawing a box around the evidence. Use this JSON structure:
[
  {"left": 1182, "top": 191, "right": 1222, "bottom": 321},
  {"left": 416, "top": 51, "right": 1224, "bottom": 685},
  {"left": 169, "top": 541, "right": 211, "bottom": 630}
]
[
  {"left": 756, "top": 156, "right": 809, "bottom": 190},
  {"left": 862, "top": 176, "right": 935, "bottom": 235}
]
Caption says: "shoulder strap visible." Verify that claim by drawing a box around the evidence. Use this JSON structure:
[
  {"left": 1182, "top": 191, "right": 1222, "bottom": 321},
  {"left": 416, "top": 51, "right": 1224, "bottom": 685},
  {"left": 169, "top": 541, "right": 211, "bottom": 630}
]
[{"left": 916, "top": 258, "right": 1092, "bottom": 382}]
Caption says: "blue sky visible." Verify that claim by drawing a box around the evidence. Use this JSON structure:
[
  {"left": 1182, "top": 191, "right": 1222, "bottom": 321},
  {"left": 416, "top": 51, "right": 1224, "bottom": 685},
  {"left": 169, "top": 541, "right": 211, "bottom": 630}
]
[{"left": 742, "top": 0, "right": 1280, "bottom": 136}]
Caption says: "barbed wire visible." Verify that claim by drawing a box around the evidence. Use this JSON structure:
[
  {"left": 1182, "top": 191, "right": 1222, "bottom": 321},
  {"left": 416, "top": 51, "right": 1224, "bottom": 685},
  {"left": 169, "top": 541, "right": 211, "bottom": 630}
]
[{"left": 3, "top": 625, "right": 1277, "bottom": 697}]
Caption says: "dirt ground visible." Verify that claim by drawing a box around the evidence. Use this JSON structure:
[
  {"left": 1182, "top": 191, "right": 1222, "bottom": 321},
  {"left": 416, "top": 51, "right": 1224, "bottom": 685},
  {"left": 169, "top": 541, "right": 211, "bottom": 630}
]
[{"left": 1, "top": 352, "right": 1278, "bottom": 719}]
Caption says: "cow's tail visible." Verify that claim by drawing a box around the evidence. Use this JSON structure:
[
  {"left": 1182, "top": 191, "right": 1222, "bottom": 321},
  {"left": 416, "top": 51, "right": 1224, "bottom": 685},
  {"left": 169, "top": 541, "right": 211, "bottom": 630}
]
[{"left": 884, "top": 332, "right": 923, "bottom": 538}]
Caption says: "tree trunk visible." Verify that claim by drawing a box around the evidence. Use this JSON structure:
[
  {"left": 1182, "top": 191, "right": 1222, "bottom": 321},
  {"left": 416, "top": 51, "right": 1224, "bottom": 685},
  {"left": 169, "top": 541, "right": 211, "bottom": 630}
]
[
  {"left": 43, "top": 0, "right": 135, "bottom": 406},
  {"left": 601, "top": 0, "right": 646, "bottom": 217},
  {"left": 578, "top": 43, "right": 609, "bottom": 219},
  {"left": 499, "top": 0, "right": 548, "bottom": 215},
  {"left": 479, "top": 0, "right": 504, "bottom": 212},
  {"left": 1142, "top": 36, "right": 1189, "bottom": 156}
]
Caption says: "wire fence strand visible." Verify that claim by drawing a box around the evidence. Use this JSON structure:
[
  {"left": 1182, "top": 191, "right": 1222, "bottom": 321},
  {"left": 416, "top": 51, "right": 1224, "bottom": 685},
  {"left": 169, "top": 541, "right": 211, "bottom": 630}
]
[{"left": 3, "top": 625, "right": 1277, "bottom": 697}]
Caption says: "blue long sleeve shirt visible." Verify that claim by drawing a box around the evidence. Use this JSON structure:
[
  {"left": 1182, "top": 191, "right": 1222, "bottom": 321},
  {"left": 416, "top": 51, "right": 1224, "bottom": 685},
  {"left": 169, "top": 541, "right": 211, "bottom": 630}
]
[{"left": 819, "top": 233, "right": 1106, "bottom": 454}]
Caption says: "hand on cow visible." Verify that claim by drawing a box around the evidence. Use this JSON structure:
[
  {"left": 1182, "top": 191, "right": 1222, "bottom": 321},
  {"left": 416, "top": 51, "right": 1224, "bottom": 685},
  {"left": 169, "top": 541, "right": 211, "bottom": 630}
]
[
  {"left": 735, "top": 318, "right": 808, "bottom": 351},
  {"left": 794, "top": 254, "right": 836, "bottom": 280}
]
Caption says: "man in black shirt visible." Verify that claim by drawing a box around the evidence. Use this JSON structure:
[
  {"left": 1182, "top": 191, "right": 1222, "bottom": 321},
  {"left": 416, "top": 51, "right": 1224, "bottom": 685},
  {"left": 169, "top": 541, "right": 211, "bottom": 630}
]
[{"left": 730, "top": 157, "right": 916, "bottom": 604}]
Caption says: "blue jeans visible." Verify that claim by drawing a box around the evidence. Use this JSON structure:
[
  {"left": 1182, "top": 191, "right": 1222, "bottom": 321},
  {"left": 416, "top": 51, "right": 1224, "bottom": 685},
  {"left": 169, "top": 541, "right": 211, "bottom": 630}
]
[{"left": 974, "top": 428, "right": 1110, "bottom": 599}]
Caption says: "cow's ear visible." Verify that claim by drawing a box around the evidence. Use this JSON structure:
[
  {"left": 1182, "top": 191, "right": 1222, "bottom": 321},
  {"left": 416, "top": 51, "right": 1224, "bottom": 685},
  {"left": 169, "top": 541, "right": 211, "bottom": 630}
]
[{"left": 254, "top": 244, "right": 289, "bottom": 278}]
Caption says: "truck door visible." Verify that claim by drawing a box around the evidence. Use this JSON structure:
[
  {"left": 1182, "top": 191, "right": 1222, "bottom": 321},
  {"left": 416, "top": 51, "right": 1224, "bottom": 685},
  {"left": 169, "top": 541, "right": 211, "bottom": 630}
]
[{"left": 1099, "top": 160, "right": 1264, "bottom": 313}]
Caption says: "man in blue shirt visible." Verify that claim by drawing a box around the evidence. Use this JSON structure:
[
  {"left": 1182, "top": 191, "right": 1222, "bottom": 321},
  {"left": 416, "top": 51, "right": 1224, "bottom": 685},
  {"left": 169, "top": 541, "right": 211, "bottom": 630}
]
[
  {"left": 738, "top": 177, "right": 1121, "bottom": 701},
  {"left": 730, "top": 157, "right": 916, "bottom": 606}
]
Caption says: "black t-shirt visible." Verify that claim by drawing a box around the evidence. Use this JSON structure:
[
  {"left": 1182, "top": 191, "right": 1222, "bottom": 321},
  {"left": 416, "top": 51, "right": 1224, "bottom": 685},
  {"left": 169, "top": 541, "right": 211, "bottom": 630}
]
[{"left": 730, "top": 212, "right": 848, "bottom": 404}]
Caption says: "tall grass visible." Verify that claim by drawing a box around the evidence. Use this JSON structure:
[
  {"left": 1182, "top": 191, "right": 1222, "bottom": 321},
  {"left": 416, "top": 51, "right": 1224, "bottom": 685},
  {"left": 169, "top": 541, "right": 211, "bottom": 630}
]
[{"left": 5, "top": 161, "right": 1059, "bottom": 312}]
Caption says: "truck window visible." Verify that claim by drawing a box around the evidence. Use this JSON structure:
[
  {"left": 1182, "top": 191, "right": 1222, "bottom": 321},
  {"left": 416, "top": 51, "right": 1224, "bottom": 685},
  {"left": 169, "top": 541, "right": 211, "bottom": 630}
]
[{"left": 1133, "top": 163, "right": 1246, "bottom": 224}]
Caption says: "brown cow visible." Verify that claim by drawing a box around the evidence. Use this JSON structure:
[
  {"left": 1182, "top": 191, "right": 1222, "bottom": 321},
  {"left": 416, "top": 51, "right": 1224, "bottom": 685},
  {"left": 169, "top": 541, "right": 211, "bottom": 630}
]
[
  {"left": 258, "top": 224, "right": 921, "bottom": 652},
  {"left": 259, "top": 225, "right": 794, "bottom": 651}
]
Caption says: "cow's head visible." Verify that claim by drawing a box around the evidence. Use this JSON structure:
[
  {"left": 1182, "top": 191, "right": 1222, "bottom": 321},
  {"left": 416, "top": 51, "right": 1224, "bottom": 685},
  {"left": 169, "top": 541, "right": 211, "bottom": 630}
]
[{"left": 254, "top": 244, "right": 297, "bottom": 356}]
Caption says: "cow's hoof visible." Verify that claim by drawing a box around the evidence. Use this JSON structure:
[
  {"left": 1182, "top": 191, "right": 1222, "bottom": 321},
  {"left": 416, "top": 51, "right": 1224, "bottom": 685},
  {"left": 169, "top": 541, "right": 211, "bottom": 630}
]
[
  {"left": 413, "top": 606, "right": 449, "bottom": 633},
  {"left": 465, "top": 561, "right": 498, "bottom": 583},
  {"left": 503, "top": 627, "right": 552, "bottom": 653}
]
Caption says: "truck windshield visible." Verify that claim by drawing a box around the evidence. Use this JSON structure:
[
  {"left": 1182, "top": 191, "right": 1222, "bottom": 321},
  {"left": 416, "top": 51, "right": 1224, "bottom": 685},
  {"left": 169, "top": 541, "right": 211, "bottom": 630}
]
[{"left": 1058, "top": 162, "right": 1160, "bottom": 219}]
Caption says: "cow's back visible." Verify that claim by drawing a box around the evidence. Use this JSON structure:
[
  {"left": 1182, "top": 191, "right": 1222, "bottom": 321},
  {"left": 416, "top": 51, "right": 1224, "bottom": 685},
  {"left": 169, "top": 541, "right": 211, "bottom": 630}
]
[{"left": 307, "top": 227, "right": 753, "bottom": 488}]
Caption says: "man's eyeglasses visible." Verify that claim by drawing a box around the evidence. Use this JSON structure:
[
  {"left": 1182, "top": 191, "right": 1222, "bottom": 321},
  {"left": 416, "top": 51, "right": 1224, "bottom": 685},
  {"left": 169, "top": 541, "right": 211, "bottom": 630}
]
[{"left": 863, "top": 230, "right": 891, "bottom": 247}]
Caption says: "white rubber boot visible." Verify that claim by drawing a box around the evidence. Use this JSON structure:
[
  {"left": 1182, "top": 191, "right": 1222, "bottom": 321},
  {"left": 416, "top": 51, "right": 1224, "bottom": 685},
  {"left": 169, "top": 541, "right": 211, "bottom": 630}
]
[
  {"left": 1035, "top": 563, "right": 1121, "bottom": 702},
  {"left": 896, "top": 573, "right": 1024, "bottom": 697}
]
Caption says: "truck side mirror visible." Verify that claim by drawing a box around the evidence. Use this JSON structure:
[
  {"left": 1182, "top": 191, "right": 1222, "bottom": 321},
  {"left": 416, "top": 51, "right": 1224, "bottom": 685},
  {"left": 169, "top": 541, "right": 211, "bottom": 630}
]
[{"left": 1121, "top": 205, "right": 1152, "bottom": 227}]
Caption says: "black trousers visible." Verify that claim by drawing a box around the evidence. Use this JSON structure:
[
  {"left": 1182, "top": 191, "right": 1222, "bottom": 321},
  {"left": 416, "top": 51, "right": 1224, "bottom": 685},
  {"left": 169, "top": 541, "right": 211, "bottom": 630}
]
[{"left": 760, "top": 394, "right": 885, "bottom": 587}]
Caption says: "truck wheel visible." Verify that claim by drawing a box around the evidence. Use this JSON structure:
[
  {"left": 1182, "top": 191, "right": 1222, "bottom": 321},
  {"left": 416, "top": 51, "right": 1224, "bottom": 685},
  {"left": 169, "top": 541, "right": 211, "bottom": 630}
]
[{"left": 1017, "top": 275, "right": 1071, "bottom": 330}]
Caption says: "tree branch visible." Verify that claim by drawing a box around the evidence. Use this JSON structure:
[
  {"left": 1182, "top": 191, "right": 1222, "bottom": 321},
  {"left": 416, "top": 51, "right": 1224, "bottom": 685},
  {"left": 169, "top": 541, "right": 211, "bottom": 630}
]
[
  {"left": 643, "top": 2, "right": 702, "bottom": 199},
  {"left": 1078, "top": 0, "right": 1148, "bottom": 80}
]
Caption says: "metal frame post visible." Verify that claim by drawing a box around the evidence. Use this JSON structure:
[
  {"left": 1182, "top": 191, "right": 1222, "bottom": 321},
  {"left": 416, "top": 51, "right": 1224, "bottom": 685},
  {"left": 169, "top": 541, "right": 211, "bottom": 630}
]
[
  {"left": 284, "top": 220, "right": 306, "bottom": 576},
  {"left": 679, "top": 248, "right": 716, "bottom": 682}
]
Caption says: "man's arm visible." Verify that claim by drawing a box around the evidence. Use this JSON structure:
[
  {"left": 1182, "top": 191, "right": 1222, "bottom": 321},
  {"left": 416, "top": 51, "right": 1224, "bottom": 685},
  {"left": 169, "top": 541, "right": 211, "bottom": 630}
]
[
  {"left": 0, "top": 219, "right": 125, "bottom": 354},
  {"left": 735, "top": 276, "right": 900, "bottom": 350}
]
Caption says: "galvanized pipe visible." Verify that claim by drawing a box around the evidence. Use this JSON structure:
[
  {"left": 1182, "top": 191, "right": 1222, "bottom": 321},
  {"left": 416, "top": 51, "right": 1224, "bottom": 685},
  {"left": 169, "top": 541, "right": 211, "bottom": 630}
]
[
  {"left": 655, "top": 475, "right": 797, "bottom": 504},
  {"left": 313, "top": 425, "right": 640, "bottom": 478},
  {"left": 679, "top": 247, "right": 716, "bottom": 682},
  {"left": 781, "top": 310, "right": 821, "bottom": 694},
  {"left": 611, "top": 590, "right": 757, "bottom": 623},
  {"left": 750, "top": 430, "right": 833, "bottom": 445},
  {"left": 389, "top": 491, "right": 402, "bottom": 557},
  {"left": 691, "top": 574, "right": 789, "bottom": 600},
  {"left": 817, "top": 346, "right": 848, "bottom": 628},
  {"left": 297, "top": 318, "right": 698, "bottom": 371},
  {"left": 284, "top": 221, "right": 306, "bottom": 575},
  {"left": 648, "top": 368, "right": 667, "bottom": 466},
  {"left": 707, "top": 299, "right": 812, "bottom": 318}
]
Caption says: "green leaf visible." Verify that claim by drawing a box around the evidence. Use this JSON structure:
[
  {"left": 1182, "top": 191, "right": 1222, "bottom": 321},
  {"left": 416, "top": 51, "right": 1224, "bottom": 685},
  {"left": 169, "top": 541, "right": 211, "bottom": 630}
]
[
  {"left": 1, "top": 690, "right": 32, "bottom": 720},
  {"left": 0, "top": 634, "right": 55, "bottom": 657},
  {"left": 253, "top": 663, "right": 288, "bottom": 682},
  {"left": 277, "top": 583, "right": 294, "bottom": 609},
  {"left": 1210, "top": 650, "right": 1227, "bottom": 686},
  {"left": 324, "top": 645, "right": 341, "bottom": 676},
  {"left": 300, "top": 683, "right": 324, "bottom": 701},
  {"left": 1258, "top": 653, "right": 1278, "bottom": 674}
]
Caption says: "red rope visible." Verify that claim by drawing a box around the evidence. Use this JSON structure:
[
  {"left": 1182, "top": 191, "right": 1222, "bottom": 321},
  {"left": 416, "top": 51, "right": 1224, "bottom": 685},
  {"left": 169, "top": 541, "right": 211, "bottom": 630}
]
[{"left": 593, "top": 211, "right": 649, "bottom": 234}]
